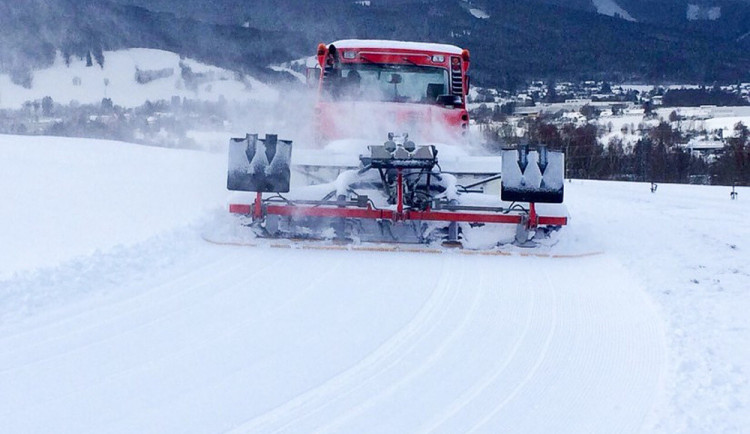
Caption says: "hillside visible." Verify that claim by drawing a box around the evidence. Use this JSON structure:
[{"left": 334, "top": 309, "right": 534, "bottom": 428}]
[
  {"left": 2, "top": 0, "right": 750, "bottom": 87},
  {"left": 0, "top": 0, "right": 303, "bottom": 88},
  {"left": 110, "top": 0, "right": 750, "bottom": 85}
]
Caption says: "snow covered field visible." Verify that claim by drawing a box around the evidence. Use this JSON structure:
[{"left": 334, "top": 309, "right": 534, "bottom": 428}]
[
  {"left": 0, "top": 49, "right": 278, "bottom": 109},
  {"left": 1, "top": 134, "right": 748, "bottom": 432}
]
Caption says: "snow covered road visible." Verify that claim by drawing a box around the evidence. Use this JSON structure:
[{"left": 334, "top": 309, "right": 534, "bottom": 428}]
[
  {"left": 2, "top": 134, "right": 748, "bottom": 432},
  {"left": 0, "top": 241, "right": 664, "bottom": 433}
]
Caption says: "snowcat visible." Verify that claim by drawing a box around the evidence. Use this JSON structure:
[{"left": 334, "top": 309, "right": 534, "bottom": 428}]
[{"left": 223, "top": 40, "right": 567, "bottom": 249}]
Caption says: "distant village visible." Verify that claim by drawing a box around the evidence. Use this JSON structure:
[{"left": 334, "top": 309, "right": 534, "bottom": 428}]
[
  {"left": 1, "top": 78, "right": 748, "bottom": 186},
  {"left": 468, "top": 81, "right": 750, "bottom": 185},
  {"left": 472, "top": 80, "right": 750, "bottom": 109},
  {"left": 0, "top": 96, "right": 238, "bottom": 151},
  {"left": 466, "top": 80, "right": 750, "bottom": 186}
]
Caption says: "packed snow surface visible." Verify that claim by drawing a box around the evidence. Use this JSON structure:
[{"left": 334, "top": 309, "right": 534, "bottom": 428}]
[{"left": 1, "top": 135, "right": 749, "bottom": 432}]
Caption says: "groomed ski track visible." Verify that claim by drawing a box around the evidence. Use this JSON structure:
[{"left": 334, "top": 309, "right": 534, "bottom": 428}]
[
  {"left": 0, "top": 243, "right": 665, "bottom": 433},
  {"left": 0, "top": 135, "right": 674, "bottom": 433}
]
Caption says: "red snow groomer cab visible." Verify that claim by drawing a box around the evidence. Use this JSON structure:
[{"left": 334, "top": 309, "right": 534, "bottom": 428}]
[
  {"left": 223, "top": 39, "right": 568, "bottom": 249},
  {"left": 314, "top": 40, "right": 471, "bottom": 144}
]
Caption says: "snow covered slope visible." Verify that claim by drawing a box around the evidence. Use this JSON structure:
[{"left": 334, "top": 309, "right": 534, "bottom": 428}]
[
  {"left": 0, "top": 49, "right": 278, "bottom": 109},
  {"left": 0, "top": 135, "right": 748, "bottom": 432},
  {"left": 0, "top": 134, "right": 226, "bottom": 278},
  {"left": 592, "top": 0, "right": 636, "bottom": 21}
]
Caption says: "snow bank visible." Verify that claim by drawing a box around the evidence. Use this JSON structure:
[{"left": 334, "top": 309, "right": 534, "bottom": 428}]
[
  {"left": 564, "top": 179, "right": 750, "bottom": 432},
  {"left": 0, "top": 134, "right": 226, "bottom": 278}
]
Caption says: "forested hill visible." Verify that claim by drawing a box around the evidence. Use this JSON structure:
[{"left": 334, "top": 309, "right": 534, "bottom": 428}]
[
  {"left": 2, "top": 0, "right": 750, "bottom": 88},
  {"left": 0, "top": 0, "right": 302, "bottom": 87}
]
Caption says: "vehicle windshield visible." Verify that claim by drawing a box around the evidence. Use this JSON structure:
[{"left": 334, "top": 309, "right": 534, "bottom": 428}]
[{"left": 326, "top": 63, "right": 450, "bottom": 103}]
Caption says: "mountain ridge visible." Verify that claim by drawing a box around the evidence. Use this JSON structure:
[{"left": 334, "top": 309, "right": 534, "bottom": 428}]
[{"left": 2, "top": 0, "right": 750, "bottom": 88}]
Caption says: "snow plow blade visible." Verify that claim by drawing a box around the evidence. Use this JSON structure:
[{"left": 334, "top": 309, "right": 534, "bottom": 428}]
[
  {"left": 501, "top": 145, "right": 564, "bottom": 204},
  {"left": 225, "top": 133, "right": 568, "bottom": 249},
  {"left": 227, "top": 134, "right": 292, "bottom": 193}
]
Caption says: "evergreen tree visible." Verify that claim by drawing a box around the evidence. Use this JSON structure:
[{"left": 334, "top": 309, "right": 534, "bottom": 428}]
[{"left": 42, "top": 96, "right": 54, "bottom": 117}]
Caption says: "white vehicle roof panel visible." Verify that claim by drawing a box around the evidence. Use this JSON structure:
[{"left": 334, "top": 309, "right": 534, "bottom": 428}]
[{"left": 331, "top": 39, "right": 464, "bottom": 55}]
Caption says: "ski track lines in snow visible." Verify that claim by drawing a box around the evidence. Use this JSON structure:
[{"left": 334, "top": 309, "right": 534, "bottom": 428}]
[
  {"left": 0, "top": 242, "right": 666, "bottom": 433},
  {"left": 224, "top": 253, "right": 665, "bottom": 433},
  {"left": 0, "top": 245, "right": 420, "bottom": 432},
  {"left": 565, "top": 180, "right": 750, "bottom": 432},
  {"left": 0, "top": 132, "right": 668, "bottom": 432}
]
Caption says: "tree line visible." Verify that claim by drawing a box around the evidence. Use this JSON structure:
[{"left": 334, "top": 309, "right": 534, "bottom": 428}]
[{"left": 482, "top": 118, "right": 749, "bottom": 186}]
